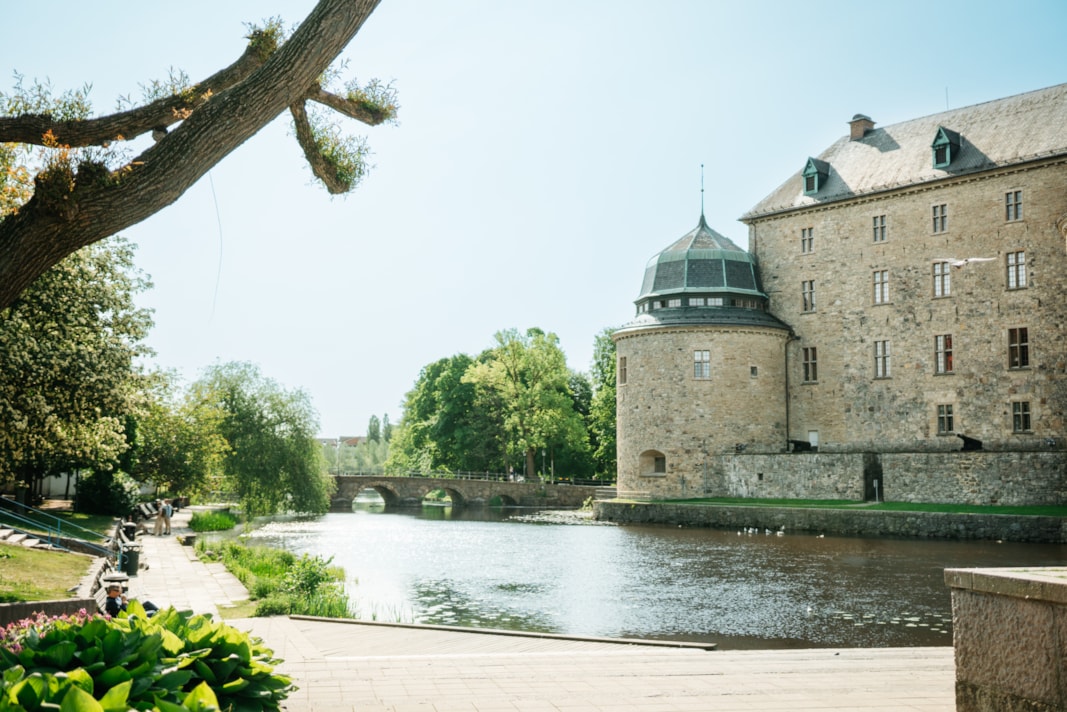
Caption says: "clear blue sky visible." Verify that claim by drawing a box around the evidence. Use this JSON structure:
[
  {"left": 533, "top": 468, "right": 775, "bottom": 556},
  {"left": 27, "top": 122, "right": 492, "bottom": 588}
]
[{"left": 3, "top": 1, "right": 1065, "bottom": 438}]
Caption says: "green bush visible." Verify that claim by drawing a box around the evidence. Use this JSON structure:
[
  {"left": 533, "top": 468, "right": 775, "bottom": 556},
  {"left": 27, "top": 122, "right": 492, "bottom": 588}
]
[
  {"left": 74, "top": 470, "right": 140, "bottom": 516},
  {"left": 0, "top": 606, "right": 293, "bottom": 711}
]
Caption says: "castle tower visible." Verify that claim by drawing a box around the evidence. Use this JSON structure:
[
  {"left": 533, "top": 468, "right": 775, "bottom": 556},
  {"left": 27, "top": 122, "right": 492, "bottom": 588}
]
[{"left": 613, "top": 214, "right": 792, "bottom": 500}]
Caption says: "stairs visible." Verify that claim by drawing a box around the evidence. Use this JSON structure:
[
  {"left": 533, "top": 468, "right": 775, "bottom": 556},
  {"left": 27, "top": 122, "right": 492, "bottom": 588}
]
[
  {"left": 0, "top": 527, "right": 47, "bottom": 549},
  {"left": 594, "top": 487, "right": 618, "bottom": 500}
]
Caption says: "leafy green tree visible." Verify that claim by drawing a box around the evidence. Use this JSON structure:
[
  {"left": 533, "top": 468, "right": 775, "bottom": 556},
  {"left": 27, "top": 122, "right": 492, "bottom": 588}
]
[
  {"left": 386, "top": 354, "right": 506, "bottom": 474},
  {"left": 381, "top": 413, "right": 392, "bottom": 442},
  {"left": 0, "top": 236, "right": 152, "bottom": 501},
  {"left": 588, "top": 328, "right": 618, "bottom": 479},
  {"left": 129, "top": 372, "right": 227, "bottom": 498},
  {"left": 0, "top": 0, "right": 397, "bottom": 310},
  {"left": 463, "top": 329, "right": 589, "bottom": 480},
  {"left": 367, "top": 414, "right": 381, "bottom": 442},
  {"left": 191, "top": 362, "right": 334, "bottom": 517}
]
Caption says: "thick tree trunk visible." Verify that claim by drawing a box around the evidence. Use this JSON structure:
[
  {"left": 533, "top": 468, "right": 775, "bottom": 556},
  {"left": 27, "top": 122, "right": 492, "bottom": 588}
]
[{"left": 0, "top": 0, "right": 380, "bottom": 310}]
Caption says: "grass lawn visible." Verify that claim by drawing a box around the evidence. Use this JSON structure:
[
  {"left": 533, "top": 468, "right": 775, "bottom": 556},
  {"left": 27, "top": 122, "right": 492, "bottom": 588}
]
[
  {"left": 0, "top": 541, "right": 92, "bottom": 603},
  {"left": 657, "top": 497, "right": 1067, "bottom": 517}
]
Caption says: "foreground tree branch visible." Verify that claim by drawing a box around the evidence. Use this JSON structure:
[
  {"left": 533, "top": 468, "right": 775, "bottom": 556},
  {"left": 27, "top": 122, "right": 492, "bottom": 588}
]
[{"left": 0, "top": 0, "right": 384, "bottom": 310}]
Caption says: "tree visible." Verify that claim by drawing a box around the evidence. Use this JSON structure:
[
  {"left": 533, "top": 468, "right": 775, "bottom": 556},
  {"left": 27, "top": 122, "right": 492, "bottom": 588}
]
[
  {"left": 463, "top": 329, "right": 589, "bottom": 480},
  {"left": 191, "top": 362, "right": 334, "bottom": 517},
  {"left": 0, "top": 0, "right": 396, "bottom": 310},
  {"left": 129, "top": 372, "right": 227, "bottom": 498},
  {"left": 0, "top": 236, "right": 152, "bottom": 499},
  {"left": 381, "top": 413, "right": 393, "bottom": 442},
  {"left": 588, "top": 328, "right": 618, "bottom": 479},
  {"left": 386, "top": 354, "right": 504, "bottom": 474},
  {"left": 367, "top": 414, "right": 381, "bottom": 443}
]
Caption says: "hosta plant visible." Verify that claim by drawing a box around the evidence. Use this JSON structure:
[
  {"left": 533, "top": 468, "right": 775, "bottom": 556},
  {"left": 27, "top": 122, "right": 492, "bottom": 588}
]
[{"left": 0, "top": 605, "right": 293, "bottom": 711}]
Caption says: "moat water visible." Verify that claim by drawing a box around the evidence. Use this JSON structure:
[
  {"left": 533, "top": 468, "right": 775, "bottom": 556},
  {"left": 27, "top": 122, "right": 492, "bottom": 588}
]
[{"left": 236, "top": 505, "right": 1067, "bottom": 650}]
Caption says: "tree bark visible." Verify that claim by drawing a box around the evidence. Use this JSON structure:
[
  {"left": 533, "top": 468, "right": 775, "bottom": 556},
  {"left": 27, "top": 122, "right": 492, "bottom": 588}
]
[{"left": 0, "top": 0, "right": 380, "bottom": 310}]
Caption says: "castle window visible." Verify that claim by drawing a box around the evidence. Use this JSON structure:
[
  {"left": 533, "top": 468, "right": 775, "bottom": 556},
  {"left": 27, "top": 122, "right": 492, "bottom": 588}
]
[
  {"left": 1012, "top": 401, "right": 1032, "bottom": 433},
  {"left": 935, "top": 334, "right": 953, "bottom": 374},
  {"left": 931, "top": 126, "right": 961, "bottom": 168},
  {"left": 689, "top": 297, "right": 705, "bottom": 306},
  {"left": 802, "top": 158, "right": 830, "bottom": 195},
  {"left": 933, "top": 261, "right": 952, "bottom": 297},
  {"left": 874, "top": 340, "right": 890, "bottom": 378},
  {"left": 801, "top": 227, "right": 814, "bottom": 253},
  {"left": 667, "top": 298, "right": 682, "bottom": 308},
  {"left": 693, "top": 350, "right": 711, "bottom": 380},
  {"left": 709, "top": 297, "right": 724, "bottom": 306},
  {"left": 802, "top": 347, "right": 818, "bottom": 383},
  {"left": 750, "top": 365, "right": 758, "bottom": 378},
  {"left": 1008, "top": 328, "right": 1029, "bottom": 369},
  {"left": 932, "top": 204, "right": 948, "bottom": 233},
  {"left": 652, "top": 300, "right": 663, "bottom": 309},
  {"left": 1005, "top": 191, "right": 1022, "bottom": 222},
  {"left": 872, "top": 215, "right": 887, "bottom": 242},
  {"left": 937, "top": 404, "right": 955, "bottom": 434},
  {"left": 618, "top": 356, "right": 627, "bottom": 385},
  {"left": 801, "top": 280, "right": 816, "bottom": 312},
  {"left": 1007, "top": 251, "right": 1027, "bottom": 289},
  {"left": 639, "top": 450, "right": 667, "bottom": 477},
  {"left": 873, "top": 270, "right": 889, "bottom": 304}
]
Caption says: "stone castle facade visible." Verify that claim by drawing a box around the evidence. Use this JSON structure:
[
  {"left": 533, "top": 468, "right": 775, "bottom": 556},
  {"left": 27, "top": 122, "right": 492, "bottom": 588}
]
[{"left": 614, "top": 83, "right": 1067, "bottom": 505}]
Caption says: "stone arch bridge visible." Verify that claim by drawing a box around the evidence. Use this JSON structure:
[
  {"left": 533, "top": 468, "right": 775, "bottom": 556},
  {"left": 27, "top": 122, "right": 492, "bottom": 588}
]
[{"left": 332, "top": 475, "right": 602, "bottom": 511}]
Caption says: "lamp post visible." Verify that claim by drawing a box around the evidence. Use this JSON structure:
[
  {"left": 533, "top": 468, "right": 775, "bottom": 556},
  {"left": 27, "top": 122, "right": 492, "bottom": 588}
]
[{"left": 542, "top": 449, "right": 546, "bottom": 482}]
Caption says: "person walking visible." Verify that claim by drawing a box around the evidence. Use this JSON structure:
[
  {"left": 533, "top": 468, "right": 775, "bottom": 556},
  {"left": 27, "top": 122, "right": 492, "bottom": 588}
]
[
  {"left": 152, "top": 501, "right": 164, "bottom": 536},
  {"left": 162, "top": 499, "right": 173, "bottom": 535}
]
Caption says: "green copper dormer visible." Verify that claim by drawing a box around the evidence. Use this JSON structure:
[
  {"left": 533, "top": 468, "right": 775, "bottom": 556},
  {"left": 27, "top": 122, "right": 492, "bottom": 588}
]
[
  {"left": 932, "top": 126, "right": 962, "bottom": 168},
  {"left": 802, "top": 157, "right": 830, "bottom": 195}
]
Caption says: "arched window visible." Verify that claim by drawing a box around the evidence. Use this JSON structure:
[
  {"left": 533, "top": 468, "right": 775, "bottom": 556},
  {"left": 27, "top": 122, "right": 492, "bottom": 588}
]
[{"left": 639, "top": 450, "right": 667, "bottom": 476}]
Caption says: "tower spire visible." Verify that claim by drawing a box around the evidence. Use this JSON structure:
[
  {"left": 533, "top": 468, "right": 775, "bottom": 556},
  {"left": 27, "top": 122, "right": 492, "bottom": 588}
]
[{"left": 700, "top": 163, "right": 705, "bottom": 217}]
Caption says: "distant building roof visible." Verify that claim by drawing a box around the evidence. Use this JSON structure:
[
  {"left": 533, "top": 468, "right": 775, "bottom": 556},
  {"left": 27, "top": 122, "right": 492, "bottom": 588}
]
[{"left": 743, "top": 82, "right": 1067, "bottom": 220}]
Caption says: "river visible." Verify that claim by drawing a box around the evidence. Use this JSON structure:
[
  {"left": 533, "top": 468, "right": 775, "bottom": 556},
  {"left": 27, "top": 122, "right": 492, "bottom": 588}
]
[{"left": 235, "top": 504, "right": 1067, "bottom": 650}]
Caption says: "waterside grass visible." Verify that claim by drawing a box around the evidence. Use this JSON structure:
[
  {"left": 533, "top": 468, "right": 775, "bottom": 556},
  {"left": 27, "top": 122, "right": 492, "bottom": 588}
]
[
  {"left": 188, "top": 509, "right": 239, "bottom": 532},
  {"left": 194, "top": 538, "right": 352, "bottom": 618}
]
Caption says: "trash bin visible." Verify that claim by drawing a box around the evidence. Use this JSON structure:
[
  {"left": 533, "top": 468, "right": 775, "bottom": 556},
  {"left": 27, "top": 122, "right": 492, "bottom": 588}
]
[{"left": 121, "top": 546, "right": 141, "bottom": 575}]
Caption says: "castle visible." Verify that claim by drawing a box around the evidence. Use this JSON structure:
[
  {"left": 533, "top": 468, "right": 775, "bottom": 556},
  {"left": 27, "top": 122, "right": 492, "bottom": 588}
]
[{"left": 614, "top": 83, "right": 1067, "bottom": 506}]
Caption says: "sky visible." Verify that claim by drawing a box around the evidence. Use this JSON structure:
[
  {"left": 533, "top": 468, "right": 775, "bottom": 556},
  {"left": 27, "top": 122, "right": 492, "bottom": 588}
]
[{"left": 3, "top": 1, "right": 1066, "bottom": 438}]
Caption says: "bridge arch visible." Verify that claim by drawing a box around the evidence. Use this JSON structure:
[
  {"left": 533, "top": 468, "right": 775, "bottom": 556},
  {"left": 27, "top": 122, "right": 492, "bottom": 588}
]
[{"left": 420, "top": 486, "right": 466, "bottom": 509}]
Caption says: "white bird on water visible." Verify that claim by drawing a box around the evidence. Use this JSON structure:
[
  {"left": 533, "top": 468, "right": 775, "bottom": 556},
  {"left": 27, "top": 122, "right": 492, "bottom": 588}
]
[{"left": 933, "top": 257, "right": 996, "bottom": 269}]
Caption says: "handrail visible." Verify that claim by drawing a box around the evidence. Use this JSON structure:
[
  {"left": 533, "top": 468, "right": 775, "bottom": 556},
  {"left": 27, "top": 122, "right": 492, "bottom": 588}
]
[
  {"left": 0, "top": 497, "right": 108, "bottom": 543},
  {"left": 0, "top": 499, "right": 113, "bottom": 558}
]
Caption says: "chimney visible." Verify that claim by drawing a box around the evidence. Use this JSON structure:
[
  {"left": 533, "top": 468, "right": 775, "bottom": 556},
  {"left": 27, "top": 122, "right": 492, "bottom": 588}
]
[{"left": 849, "top": 114, "right": 875, "bottom": 140}]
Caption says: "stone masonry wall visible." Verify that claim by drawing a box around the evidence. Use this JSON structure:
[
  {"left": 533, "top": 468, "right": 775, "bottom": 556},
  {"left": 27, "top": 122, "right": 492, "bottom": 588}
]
[
  {"left": 718, "top": 451, "right": 1067, "bottom": 505},
  {"left": 614, "top": 325, "right": 789, "bottom": 500},
  {"left": 596, "top": 501, "right": 1067, "bottom": 543},
  {"left": 748, "top": 159, "right": 1067, "bottom": 453}
]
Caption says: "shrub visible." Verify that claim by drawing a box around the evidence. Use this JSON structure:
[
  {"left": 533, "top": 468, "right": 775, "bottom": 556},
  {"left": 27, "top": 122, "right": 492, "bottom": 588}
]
[
  {"left": 74, "top": 469, "right": 140, "bottom": 516},
  {"left": 0, "top": 606, "right": 293, "bottom": 711}
]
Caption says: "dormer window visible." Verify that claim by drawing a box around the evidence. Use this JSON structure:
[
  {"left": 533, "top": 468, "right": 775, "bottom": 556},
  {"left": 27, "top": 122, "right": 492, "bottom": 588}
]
[
  {"left": 802, "top": 158, "right": 830, "bottom": 195},
  {"left": 931, "top": 126, "right": 962, "bottom": 169}
]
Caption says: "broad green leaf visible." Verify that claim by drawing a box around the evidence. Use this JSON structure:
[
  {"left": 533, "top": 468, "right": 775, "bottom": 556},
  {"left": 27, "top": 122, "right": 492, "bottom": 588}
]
[
  {"left": 183, "top": 681, "right": 221, "bottom": 712},
  {"left": 58, "top": 684, "right": 103, "bottom": 712},
  {"left": 97, "top": 679, "right": 131, "bottom": 711},
  {"left": 95, "top": 665, "right": 131, "bottom": 688}
]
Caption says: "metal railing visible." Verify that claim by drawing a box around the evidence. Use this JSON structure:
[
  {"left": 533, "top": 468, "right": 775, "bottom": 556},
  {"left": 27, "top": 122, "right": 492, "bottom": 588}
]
[
  {"left": 0, "top": 498, "right": 113, "bottom": 558},
  {"left": 336, "top": 471, "right": 614, "bottom": 487}
]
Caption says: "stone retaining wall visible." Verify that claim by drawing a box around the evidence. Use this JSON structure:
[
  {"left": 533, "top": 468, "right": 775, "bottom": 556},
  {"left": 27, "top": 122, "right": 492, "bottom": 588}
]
[
  {"left": 718, "top": 451, "right": 1067, "bottom": 506},
  {"left": 595, "top": 501, "right": 1067, "bottom": 543},
  {"left": 0, "top": 598, "right": 96, "bottom": 627}
]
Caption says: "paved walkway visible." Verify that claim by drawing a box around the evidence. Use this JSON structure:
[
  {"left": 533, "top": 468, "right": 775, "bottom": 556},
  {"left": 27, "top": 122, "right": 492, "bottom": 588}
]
[{"left": 124, "top": 508, "right": 957, "bottom": 712}]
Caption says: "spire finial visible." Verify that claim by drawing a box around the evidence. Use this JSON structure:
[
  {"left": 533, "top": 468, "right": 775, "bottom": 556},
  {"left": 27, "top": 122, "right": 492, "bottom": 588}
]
[{"left": 700, "top": 163, "right": 705, "bottom": 217}]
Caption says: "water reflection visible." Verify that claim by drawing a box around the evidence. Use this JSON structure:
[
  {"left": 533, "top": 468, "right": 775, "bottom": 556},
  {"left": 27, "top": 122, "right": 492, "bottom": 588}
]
[{"left": 241, "top": 506, "right": 1067, "bottom": 650}]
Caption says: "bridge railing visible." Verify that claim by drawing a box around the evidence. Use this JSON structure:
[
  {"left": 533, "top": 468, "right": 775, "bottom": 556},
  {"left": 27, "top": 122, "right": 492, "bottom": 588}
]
[{"left": 337, "top": 471, "right": 613, "bottom": 487}]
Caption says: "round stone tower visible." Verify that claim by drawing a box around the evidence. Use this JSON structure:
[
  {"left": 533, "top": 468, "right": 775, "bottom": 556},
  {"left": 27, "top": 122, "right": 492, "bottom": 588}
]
[{"left": 613, "top": 214, "right": 792, "bottom": 500}]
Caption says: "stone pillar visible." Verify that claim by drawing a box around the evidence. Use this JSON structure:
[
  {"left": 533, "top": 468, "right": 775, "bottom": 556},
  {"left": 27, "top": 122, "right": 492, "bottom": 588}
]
[{"left": 946, "top": 566, "right": 1067, "bottom": 711}]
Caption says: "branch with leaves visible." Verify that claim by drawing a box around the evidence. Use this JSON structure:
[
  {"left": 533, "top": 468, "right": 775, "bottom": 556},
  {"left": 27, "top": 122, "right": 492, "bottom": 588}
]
[{"left": 0, "top": 0, "right": 398, "bottom": 310}]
